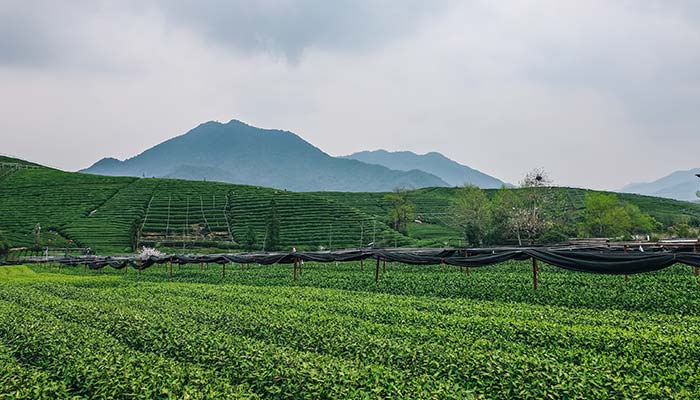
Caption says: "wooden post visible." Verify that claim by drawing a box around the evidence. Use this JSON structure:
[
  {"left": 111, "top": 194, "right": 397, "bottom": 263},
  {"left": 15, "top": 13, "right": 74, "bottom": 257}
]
[
  {"left": 222, "top": 263, "right": 226, "bottom": 278},
  {"left": 465, "top": 251, "right": 471, "bottom": 276},
  {"left": 532, "top": 257, "right": 538, "bottom": 291},
  {"left": 624, "top": 245, "right": 629, "bottom": 281},
  {"left": 375, "top": 257, "right": 380, "bottom": 283}
]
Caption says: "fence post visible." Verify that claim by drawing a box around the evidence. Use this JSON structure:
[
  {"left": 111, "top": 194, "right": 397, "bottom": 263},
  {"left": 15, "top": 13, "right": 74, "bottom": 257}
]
[
  {"left": 532, "top": 257, "right": 538, "bottom": 291},
  {"left": 623, "top": 245, "right": 629, "bottom": 281},
  {"left": 375, "top": 257, "right": 380, "bottom": 283}
]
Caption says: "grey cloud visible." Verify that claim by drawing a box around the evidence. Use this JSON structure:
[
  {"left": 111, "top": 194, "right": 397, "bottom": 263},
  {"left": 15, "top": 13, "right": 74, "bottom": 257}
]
[
  {"left": 156, "top": 0, "right": 448, "bottom": 61},
  {"left": 0, "top": 0, "right": 448, "bottom": 67}
]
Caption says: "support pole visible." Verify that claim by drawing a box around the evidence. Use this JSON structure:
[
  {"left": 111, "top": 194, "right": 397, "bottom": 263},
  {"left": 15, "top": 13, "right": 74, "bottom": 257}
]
[
  {"left": 623, "top": 245, "right": 629, "bottom": 281},
  {"left": 694, "top": 245, "right": 698, "bottom": 277},
  {"left": 465, "top": 251, "right": 471, "bottom": 276},
  {"left": 375, "top": 257, "right": 380, "bottom": 283},
  {"left": 169, "top": 257, "right": 173, "bottom": 278},
  {"left": 293, "top": 259, "right": 298, "bottom": 282},
  {"left": 383, "top": 259, "right": 386, "bottom": 273},
  {"left": 222, "top": 263, "right": 226, "bottom": 279},
  {"left": 532, "top": 257, "right": 538, "bottom": 291},
  {"left": 360, "top": 259, "right": 364, "bottom": 270}
]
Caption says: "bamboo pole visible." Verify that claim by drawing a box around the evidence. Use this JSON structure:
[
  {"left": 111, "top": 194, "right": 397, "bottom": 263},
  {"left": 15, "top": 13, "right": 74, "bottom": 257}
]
[
  {"left": 623, "top": 245, "right": 629, "bottom": 281},
  {"left": 532, "top": 257, "right": 538, "bottom": 291},
  {"left": 375, "top": 257, "right": 380, "bottom": 283}
]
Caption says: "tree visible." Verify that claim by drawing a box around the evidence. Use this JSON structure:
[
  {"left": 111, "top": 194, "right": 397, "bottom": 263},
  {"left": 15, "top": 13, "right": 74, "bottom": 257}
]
[
  {"left": 384, "top": 188, "right": 415, "bottom": 235},
  {"left": 449, "top": 185, "right": 492, "bottom": 246},
  {"left": 0, "top": 231, "right": 8, "bottom": 256},
  {"left": 264, "top": 199, "right": 280, "bottom": 251},
  {"left": 579, "top": 193, "right": 656, "bottom": 238},
  {"left": 489, "top": 186, "right": 522, "bottom": 244},
  {"left": 33, "top": 223, "right": 41, "bottom": 250},
  {"left": 516, "top": 168, "right": 554, "bottom": 244},
  {"left": 244, "top": 226, "right": 257, "bottom": 251}
]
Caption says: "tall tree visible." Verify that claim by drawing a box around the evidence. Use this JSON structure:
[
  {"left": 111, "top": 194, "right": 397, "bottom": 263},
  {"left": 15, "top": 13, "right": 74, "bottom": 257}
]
[
  {"left": 244, "top": 226, "right": 257, "bottom": 251},
  {"left": 0, "top": 231, "right": 8, "bottom": 256},
  {"left": 264, "top": 199, "right": 280, "bottom": 251},
  {"left": 579, "top": 193, "right": 656, "bottom": 237},
  {"left": 516, "top": 168, "right": 553, "bottom": 244},
  {"left": 384, "top": 188, "right": 415, "bottom": 235},
  {"left": 449, "top": 185, "right": 492, "bottom": 246}
]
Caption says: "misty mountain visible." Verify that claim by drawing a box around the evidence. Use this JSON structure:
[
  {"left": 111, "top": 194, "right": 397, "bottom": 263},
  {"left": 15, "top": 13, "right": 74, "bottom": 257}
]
[
  {"left": 621, "top": 168, "right": 700, "bottom": 202},
  {"left": 344, "top": 149, "right": 507, "bottom": 188},
  {"left": 82, "top": 119, "right": 449, "bottom": 192}
]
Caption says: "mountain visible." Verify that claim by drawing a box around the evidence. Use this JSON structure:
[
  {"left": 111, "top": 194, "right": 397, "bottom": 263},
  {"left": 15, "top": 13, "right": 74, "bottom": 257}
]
[
  {"left": 82, "top": 119, "right": 449, "bottom": 192},
  {"left": 622, "top": 168, "right": 700, "bottom": 202},
  {"left": 344, "top": 150, "right": 507, "bottom": 188}
]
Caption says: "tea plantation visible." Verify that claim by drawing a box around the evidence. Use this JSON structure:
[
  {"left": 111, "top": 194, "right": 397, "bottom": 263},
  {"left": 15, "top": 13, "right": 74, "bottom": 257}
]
[
  {"left": 2, "top": 157, "right": 700, "bottom": 254},
  {"left": 1, "top": 261, "right": 699, "bottom": 398}
]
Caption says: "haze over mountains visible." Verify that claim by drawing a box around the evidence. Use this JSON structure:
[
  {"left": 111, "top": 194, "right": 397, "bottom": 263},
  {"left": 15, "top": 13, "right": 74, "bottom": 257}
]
[
  {"left": 345, "top": 150, "right": 507, "bottom": 189},
  {"left": 622, "top": 169, "right": 700, "bottom": 202},
  {"left": 83, "top": 119, "right": 464, "bottom": 192}
]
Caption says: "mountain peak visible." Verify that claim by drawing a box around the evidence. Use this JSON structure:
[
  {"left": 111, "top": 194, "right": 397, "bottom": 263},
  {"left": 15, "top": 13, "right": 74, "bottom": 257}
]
[{"left": 81, "top": 119, "right": 449, "bottom": 191}]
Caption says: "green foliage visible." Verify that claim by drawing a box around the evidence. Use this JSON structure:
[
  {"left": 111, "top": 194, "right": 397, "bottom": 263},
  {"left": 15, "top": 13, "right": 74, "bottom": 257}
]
[
  {"left": 244, "top": 225, "right": 257, "bottom": 251},
  {"left": 0, "top": 231, "right": 8, "bottom": 256},
  {"left": 1, "top": 262, "right": 700, "bottom": 398},
  {"left": 265, "top": 199, "right": 280, "bottom": 251},
  {"left": 580, "top": 193, "right": 657, "bottom": 238},
  {"left": 449, "top": 185, "right": 492, "bottom": 245},
  {"left": 383, "top": 189, "right": 415, "bottom": 235}
]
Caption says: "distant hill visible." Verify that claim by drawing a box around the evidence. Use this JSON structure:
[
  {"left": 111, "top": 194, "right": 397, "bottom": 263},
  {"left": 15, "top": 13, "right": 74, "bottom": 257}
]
[
  {"left": 82, "top": 119, "right": 449, "bottom": 192},
  {"left": 344, "top": 150, "right": 507, "bottom": 188},
  {"left": 622, "top": 168, "right": 700, "bottom": 202}
]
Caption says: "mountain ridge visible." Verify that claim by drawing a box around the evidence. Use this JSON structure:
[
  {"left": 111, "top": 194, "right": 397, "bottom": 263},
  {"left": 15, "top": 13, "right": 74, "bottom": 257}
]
[
  {"left": 344, "top": 149, "right": 507, "bottom": 188},
  {"left": 82, "top": 119, "right": 450, "bottom": 192},
  {"left": 622, "top": 168, "right": 700, "bottom": 202}
]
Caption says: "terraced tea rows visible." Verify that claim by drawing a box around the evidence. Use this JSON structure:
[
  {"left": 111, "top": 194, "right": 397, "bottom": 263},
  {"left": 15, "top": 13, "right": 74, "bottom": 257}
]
[
  {"left": 229, "top": 189, "right": 411, "bottom": 249},
  {"left": 138, "top": 180, "right": 235, "bottom": 248},
  {"left": 0, "top": 169, "right": 134, "bottom": 249},
  {"left": 1, "top": 262, "right": 699, "bottom": 398},
  {"left": 2, "top": 159, "right": 700, "bottom": 253}
]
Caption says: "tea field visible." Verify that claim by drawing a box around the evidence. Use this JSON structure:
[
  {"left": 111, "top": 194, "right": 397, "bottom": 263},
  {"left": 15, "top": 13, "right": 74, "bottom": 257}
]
[{"left": 1, "top": 261, "right": 699, "bottom": 399}]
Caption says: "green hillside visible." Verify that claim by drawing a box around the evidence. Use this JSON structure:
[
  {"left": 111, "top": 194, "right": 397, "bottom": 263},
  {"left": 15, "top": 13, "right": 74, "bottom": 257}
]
[{"left": 1, "top": 159, "right": 699, "bottom": 254}]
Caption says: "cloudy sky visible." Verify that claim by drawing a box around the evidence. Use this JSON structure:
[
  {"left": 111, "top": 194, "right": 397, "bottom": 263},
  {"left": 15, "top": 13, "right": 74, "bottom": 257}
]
[{"left": 1, "top": 0, "right": 698, "bottom": 189}]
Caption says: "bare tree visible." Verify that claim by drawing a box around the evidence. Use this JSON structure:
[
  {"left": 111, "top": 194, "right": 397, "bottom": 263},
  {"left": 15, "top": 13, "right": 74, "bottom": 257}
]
[{"left": 516, "top": 168, "right": 554, "bottom": 245}]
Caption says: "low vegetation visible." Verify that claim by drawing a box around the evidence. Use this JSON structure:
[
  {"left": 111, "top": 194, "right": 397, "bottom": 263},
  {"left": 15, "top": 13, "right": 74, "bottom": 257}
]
[{"left": 0, "top": 262, "right": 699, "bottom": 398}]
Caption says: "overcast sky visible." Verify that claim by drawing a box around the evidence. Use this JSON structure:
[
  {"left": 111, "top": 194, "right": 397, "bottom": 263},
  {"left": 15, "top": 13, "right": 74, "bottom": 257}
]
[{"left": 1, "top": 0, "right": 698, "bottom": 189}]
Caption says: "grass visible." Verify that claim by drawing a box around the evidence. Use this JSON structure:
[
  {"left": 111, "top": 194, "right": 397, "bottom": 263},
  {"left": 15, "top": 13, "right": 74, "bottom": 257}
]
[{"left": 0, "top": 261, "right": 699, "bottom": 398}]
